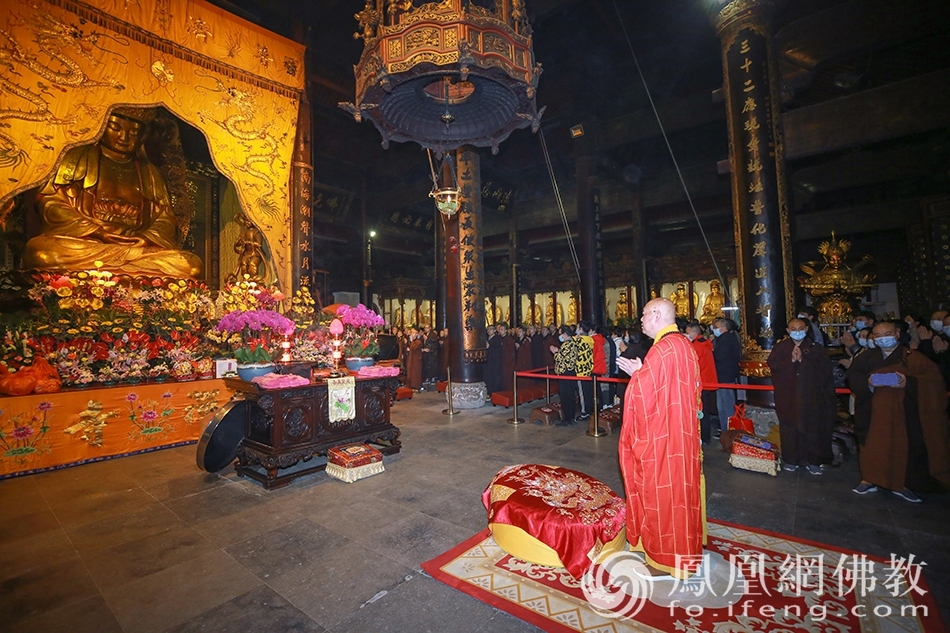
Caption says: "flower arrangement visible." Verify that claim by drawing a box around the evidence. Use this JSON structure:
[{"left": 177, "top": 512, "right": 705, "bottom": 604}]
[
  {"left": 3, "top": 264, "right": 220, "bottom": 387},
  {"left": 291, "top": 329, "right": 336, "bottom": 367},
  {"left": 215, "top": 309, "right": 295, "bottom": 365},
  {"left": 336, "top": 304, "right": 386, "bottom": 359}
]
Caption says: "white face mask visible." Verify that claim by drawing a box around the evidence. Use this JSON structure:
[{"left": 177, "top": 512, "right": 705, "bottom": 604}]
[
  {"left": 712, "top": 328, "right": 722, "bottom": 337},
  {"left": 789, "top": 330, "right": 807, "bottom": 341},
  {"left": 875, "top": 336, "right": 897, "bottom": 349},
  {"left": 943, "top": 325, "right": 950, "bottom": 337},
  {"left": 855, "top": 320, "right": 866, "bottom": 329},
  {"left": 858, "top": 337, "right": 868, "bottom": 348},
  {"left": 931, "top": 320, "right": 944, "bottom": 331},
  {"left": 558, "top": 334, "right": 567, "bottom": 342}
]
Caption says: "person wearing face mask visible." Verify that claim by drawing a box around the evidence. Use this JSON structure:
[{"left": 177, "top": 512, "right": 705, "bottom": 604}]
[
  {"left": 916, "top": 310, "right": 948, "bottom": 358},
  {"left": 847, "top": 322, "right": 950, "bottom": 503},
  {"left": 686, "top": 323, "right": 718, "bottom": 444},
  {"left": 767, "top": 319, "right": 836, "bottom": 475},
  {"left": 711, "top": 318, "right": 741, "bottom": 434},
  {"left": 797, "top": 306, "right": 829, "bottom": 347}
]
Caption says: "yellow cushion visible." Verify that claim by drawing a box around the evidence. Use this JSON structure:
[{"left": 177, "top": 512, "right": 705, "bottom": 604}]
[{"left": 490, "top": 522, "right": 627, "bottom": 569}]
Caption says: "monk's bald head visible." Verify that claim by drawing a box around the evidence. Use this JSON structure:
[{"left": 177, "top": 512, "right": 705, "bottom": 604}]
[{"left": 641, "top": 298, "right": 676, "bottom": 338}]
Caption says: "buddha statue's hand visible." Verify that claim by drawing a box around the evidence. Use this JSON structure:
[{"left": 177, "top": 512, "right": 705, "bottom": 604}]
[{"left": 96, "top": 231, "right": 148, "bottom": 248}]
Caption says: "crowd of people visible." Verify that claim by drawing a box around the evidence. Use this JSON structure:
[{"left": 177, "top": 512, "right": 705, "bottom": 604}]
[
  {"left": 480, "top": 305, "right": 949, "bottom": 504},
  {"left": 387, "top": 325, "right": 449, "bottom": 392},
  {"left": 388, "top": 304, "right": 949, "bottom": 504}
]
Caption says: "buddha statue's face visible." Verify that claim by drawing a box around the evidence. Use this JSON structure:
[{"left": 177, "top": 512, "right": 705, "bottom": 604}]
[
  {"left": 676, "top": 286, "right": 686, "bottom": 297},
  {"left": 102, "top": 115, "right": 144, "bottom": 157},
  {"left": 710, "top": 281, "right": 721, "bottom": 293}
]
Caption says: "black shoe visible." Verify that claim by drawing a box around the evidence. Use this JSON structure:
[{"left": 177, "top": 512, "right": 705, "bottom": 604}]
[
  {"left": 576, "top": 413, "right": 591, "bottom": 421},
  {"left": 554, "top": 418, "right": 576, "bottom": 427}
]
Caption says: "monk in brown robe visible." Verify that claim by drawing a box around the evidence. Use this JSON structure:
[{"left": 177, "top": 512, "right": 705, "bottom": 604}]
[
  {"left": 514, "top": 326, "right": 534, "bottom": 391},
  {"left": 406, "top": 328, "right": 423, "bottom": 391},
  {"left": 23, "top": 108, "right": 202, "bottom": 278},
  {"left": 848, "top": 321, "right": 950, "bottom": 502},
  {"left": 768, "top": 318, "right": 837, "bottom": 474}
]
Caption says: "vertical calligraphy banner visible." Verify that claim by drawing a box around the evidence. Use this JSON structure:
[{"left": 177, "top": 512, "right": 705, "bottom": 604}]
[
  {"left": 718, "top": 1, "right": 792, "bottom": 355},
  {"left": 456, "top": 147, "right": 488, "bottom": 362},
  {"left": 292, "top": 97, "right": 313, "bottom": 295}
]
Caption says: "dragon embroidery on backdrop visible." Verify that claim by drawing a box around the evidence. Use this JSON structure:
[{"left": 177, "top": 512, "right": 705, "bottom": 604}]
[
  {"left": 0, "top": 8, "right": 125, "bottom": 170},
  {"left": 197, "top": 78, "right": 289, "bottom": 225}
]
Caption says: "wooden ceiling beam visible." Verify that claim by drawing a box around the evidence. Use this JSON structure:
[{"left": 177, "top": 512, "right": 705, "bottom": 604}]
[
  {"left": 784, "top": 69, "right": 950, "bottom": 161},
  {"left": 793, "top": 199, "right": 921, "bottom": 241}
]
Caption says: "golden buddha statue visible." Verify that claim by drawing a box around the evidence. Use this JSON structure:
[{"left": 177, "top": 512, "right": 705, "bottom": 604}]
[
  {"left": 699, "top": 279, "right": 726, "bottom": 325},
  {"left": 226, "top": 212, "right": 265, "bottom": 284},
  {"left": 545, "top": 300, "right": 562, "bottom": 326},
  {"left": 799, "top": 232, "right": 874, "bottom": 323},
  {"left": 615, "top": 291, "right": 630, "bottom": 320},
  {"left": 568, "top": 292, "right": 578, "bottom": 324},
  {"left": 22, "top": 108, "right": 202, "bottom": 278},
  {"left": 668, "top": 284, "right": 696, "bottom": 319}
]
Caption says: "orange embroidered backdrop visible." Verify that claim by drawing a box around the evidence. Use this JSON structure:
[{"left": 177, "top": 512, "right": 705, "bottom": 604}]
[
  {"left": 0, "top": 380, "right": 231, "bottom": 478},
  {"left": 0, "top": 0, "right": 305, "bottom": 293}
]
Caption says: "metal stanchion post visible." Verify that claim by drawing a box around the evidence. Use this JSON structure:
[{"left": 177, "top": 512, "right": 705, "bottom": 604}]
[
  {"left": 586, "top": 375, "right": 607, "bottom": 437},
  {"left": 442, "top": 367, "right": 457, "bottom": 416},
  {"left": 507, "top": 370, "right": 525, "bottom": 424},
  {"left": 545, "top": 369, "right": 551, "bottom": 405}
]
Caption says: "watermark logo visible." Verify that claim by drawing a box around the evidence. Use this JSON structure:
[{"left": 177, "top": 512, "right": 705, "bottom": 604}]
[{"left": 580, "top": 551, "right": 654, "bottom": 618}]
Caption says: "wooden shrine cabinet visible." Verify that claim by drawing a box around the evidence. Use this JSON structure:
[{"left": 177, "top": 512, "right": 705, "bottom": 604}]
[{"left": 225, "top": 377, "right": 401, "bottom": 489}]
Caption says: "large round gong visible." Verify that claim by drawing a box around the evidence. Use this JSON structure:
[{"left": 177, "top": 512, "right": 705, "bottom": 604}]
[{"left": 196, "top": 398, "right": 246, "bottom": 472}]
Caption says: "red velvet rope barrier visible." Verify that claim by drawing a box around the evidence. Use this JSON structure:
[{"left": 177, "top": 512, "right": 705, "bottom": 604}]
[{"left": 513, "top": 367, "right": 949, "bottom": 396}]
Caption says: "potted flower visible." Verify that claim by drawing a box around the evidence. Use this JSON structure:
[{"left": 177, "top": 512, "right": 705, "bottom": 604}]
[
  {"left": 215, "top": 309, "right": 295, "bottom": 381},
  {"left": 336, "top": 304, "right": 386, "bottom": 371}
]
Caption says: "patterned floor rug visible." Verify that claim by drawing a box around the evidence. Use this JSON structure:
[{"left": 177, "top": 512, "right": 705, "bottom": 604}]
[{"left": 422, "top": 520, "right": 945, "bottom": 633}]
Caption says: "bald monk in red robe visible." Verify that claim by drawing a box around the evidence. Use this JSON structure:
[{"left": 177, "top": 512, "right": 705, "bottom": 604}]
[{"left": 616, "top": 298, "right": 705, "bottom": 579}]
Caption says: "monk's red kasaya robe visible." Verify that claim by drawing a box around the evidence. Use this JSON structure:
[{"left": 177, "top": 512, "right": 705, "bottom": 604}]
[{"left": 619, "top": 324, "right": 706, "bottom": 578}]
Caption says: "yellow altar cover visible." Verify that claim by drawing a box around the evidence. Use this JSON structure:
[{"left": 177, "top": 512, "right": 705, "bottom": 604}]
[{"left": 0, "top": 379, "right": 231, "bottom": 479}]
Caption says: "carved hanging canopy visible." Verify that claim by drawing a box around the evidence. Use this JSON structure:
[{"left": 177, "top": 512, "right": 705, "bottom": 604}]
[{"left": 341, "top": 0, "right": 543, "bottom": 153}]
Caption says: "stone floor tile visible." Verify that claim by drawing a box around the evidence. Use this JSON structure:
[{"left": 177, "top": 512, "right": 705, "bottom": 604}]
[
  {"left": 164, "top": 585, "right": 325, "bottom": 633},
  {"left": 101, "top": 549, "right": 262, "bottom": 633},
  {"left": 14, "top": 595, "right": 123, "bottom": 633},
  {"left": 333, "top": 573, "right": 490, "bottom": 633},
  {"left": 224, "top": 518, "right": 352, "bottom": 582},
  {"left": 64, "top": 501, "right": 187, "bottom": 553},
  {"left": 0, "top": 556, "right": 99, "bottom": 627},
  {"left": 81, "top": 525, "right": 217, "bottom": 590},
  {"left": 161, "top": 478, "right": 272, "bottom": 525},
  {"left": 268, "top": 541, "right": 413, "bottom": 631},
  {"left": 0, "top": 527, "right": 77, "bottom": 583}
]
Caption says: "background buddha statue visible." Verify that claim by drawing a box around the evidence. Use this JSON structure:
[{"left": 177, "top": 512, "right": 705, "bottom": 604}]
[
  {"left": 22, "top": 107, "right": 202, "bottom": 278},
  {"left": 615, "top": 290, "right": 630, "bottom": 320},
  {"left": 226, "top": 212, "right": 265, "bottom": 284},
  {"left": 669, "top": 284, "right": 696, "bottom": 319},
  {"left": 699, "top": 279, "right": 726, "bottom": 324}
]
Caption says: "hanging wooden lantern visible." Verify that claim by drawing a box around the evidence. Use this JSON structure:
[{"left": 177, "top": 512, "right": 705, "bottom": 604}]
[{"left": 341, "top": 0, "right": 543, "bottom": 153}]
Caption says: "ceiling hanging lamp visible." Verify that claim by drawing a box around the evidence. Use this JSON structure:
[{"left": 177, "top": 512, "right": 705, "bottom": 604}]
[{"left": 340, "top": 0, "right": 544, "bottom": 155}]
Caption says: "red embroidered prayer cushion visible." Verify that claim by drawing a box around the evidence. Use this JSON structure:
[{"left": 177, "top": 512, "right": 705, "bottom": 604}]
[{"left": 482, "top": 464, "right": 626, "bottom": 579}]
